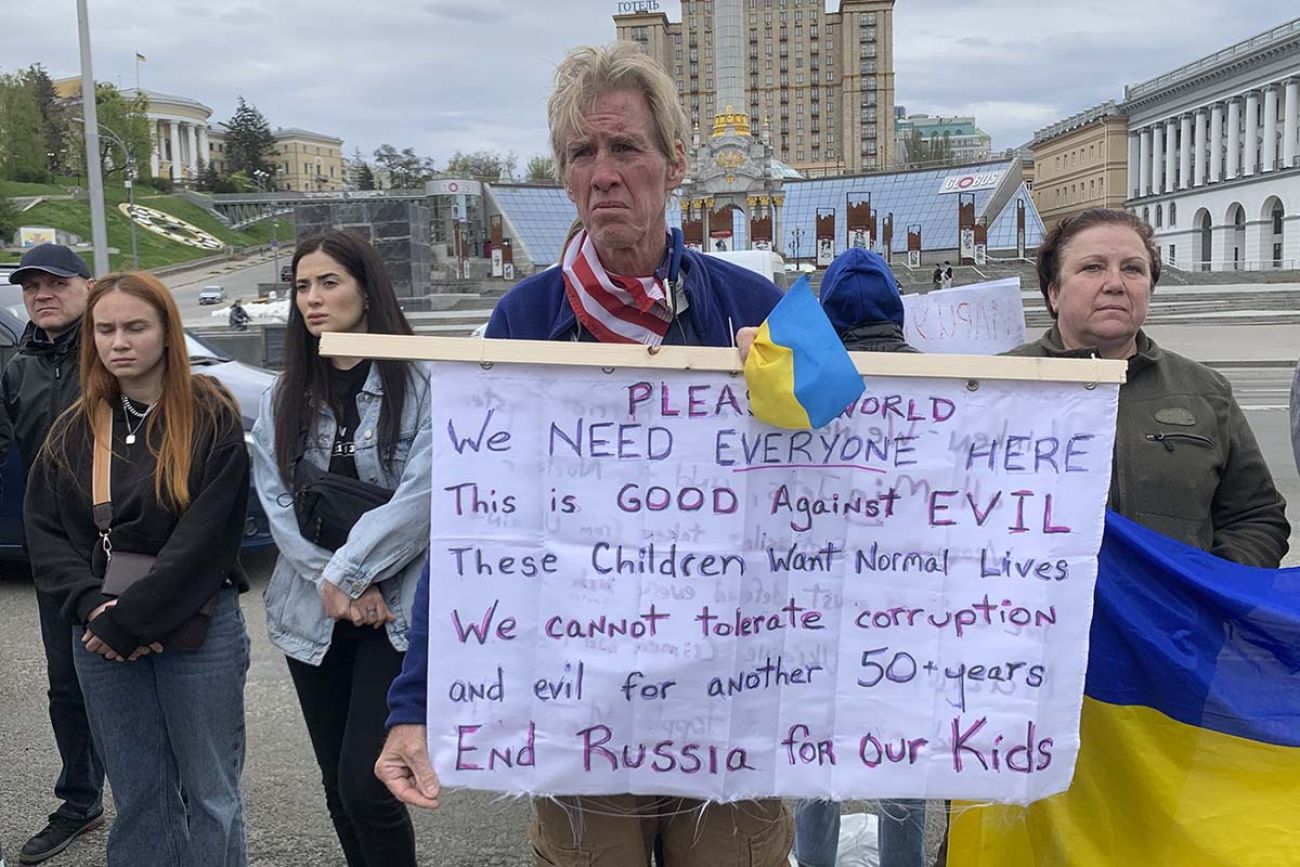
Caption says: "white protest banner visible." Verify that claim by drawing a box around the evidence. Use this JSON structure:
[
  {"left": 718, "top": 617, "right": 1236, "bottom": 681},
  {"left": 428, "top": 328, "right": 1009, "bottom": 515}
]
[
  {"left": 903, "top": 278, "right": 1026, "bottom": 355},
  {"left": 404, "top": 342, "right": 1121, "bottom": 806}
]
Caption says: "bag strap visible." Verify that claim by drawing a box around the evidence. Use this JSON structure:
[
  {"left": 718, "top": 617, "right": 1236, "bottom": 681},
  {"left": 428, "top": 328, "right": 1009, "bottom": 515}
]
[{"left": 92, "top": 402, "right": 114, "bottom": 536}]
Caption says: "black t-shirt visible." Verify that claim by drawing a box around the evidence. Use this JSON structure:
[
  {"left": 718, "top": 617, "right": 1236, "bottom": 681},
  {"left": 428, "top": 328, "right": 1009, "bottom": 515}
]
[{"left": 327, "top": 360, "right": 371, "bottom": 479}]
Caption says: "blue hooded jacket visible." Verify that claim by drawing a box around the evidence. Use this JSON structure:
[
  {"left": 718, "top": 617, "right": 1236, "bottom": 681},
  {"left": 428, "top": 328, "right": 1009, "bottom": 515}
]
[{"left": 818, "top": 248, "right": 916, "bottom": 353}]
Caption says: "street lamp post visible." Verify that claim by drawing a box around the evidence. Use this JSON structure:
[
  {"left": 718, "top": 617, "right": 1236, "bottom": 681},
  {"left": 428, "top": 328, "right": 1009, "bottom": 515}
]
[
  {"left": 76, "top": 0, "right": 109, "bottom": 275},
  {"left": 252, "top": 170, "right": 281, "bottom": 286},
  {"left": 790, "top": 226, "right": 805, "bottom": 262},
  {"left": 72, "top": 117, "right": 138, "bottom": 268}
]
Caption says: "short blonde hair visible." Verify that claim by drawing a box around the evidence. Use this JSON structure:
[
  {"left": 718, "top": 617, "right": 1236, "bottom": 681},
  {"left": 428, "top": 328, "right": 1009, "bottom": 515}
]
[{"left": 548, "top": 42, "right": 689, "bottom": 180}]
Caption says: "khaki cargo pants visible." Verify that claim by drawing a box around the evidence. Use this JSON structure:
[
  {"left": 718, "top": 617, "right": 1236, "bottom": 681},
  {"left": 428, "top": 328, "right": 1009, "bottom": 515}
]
[{"left": 530, "top": 796, "right": 792, "bottom": 866}]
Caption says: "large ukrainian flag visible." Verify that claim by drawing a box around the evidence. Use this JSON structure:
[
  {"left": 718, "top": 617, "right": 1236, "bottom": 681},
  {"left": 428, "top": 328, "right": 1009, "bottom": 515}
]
[
  {"left": 744, "top": 275, "right": 865, "bottom": 429},
  {"left": 949, "top": 511, "right": 1300, "bottom": 865}
]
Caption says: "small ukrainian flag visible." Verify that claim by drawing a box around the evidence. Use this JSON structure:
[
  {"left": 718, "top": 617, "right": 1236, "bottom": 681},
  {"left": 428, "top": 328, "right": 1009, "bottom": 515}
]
[{"left": 744, "top": 275, "right": 865, "bottom": 429}]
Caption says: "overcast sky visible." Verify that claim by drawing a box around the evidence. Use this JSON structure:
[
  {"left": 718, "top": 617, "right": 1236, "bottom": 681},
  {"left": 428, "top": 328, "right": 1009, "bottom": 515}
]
[{"left": 2, "top": 1, "right": 1292, "bottom": 167}]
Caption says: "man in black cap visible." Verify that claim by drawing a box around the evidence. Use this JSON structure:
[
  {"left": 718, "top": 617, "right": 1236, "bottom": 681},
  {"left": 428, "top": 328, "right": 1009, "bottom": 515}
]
[{"left": 0, "top": 244, "right": 105, "bottom": 864}]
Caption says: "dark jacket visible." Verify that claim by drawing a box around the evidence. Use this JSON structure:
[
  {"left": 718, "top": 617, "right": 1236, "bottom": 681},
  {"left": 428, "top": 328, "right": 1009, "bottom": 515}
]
[
  {"left": 820, "top": 247, "right": 918, "bottom": 354},
  {"left": 0, "top": 321, "right": 83, "bottom": 476},
  {"left": 25, "top": 380, "right": 251, "bottom": 657},
  {"left": 387, "top": 245, "right": 784, "bottom": 728},
  {"left": 1008, "top": 327, "right": 1289, "bottom": 567}
]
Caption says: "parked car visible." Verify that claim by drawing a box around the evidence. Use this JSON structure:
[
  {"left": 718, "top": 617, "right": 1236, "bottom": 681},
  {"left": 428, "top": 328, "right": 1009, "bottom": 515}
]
[
  {"left": 198, "top": 285, "right": 227, "bottom": 305},
  {"left": 0, "top": 302, "right": 276, "bottom": 559},
  {"left": 280, "top": 264, "right": 293, "bottom": 283}
]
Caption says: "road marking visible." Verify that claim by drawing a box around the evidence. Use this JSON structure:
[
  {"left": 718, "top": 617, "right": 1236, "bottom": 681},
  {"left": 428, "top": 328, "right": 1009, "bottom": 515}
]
[{"left": 1241, "top": 405, "right": 1289, "bottom": 411}]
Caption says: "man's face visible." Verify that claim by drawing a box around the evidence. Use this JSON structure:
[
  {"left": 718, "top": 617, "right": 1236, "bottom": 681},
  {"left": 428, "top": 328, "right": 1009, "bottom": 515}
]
[
  {"left": 563, "top": 88, "right": 686, "bottom": 274},
  {"left": 21, "top": 272, "right": 92, "bottom": 336}
]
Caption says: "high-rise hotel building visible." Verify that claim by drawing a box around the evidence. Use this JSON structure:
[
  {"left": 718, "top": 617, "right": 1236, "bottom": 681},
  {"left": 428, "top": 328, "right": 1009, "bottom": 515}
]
[{"left": 614, "top": 0, "right": 896, "bottom": 175}]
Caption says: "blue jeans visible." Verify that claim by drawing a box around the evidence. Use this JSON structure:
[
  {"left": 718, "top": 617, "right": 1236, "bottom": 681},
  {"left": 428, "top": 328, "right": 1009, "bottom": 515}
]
[
  {"left": 794, "top": 799, "right": 927, "bottom": 867},
  {"left": 73, "top": 589, "right": 250, "bottom": 867},
  {"left": 36, "top": 586, "right": 105, "bottom": 821}
]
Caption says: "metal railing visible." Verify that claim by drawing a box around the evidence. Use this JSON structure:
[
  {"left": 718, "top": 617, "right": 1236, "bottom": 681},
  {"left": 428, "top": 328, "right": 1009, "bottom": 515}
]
[
  {"left": 210, "top": 188, "right": 427, "bottom": 205},
  {"left": 1167, "top": 257, "right": 1300, "bottom": 273}
]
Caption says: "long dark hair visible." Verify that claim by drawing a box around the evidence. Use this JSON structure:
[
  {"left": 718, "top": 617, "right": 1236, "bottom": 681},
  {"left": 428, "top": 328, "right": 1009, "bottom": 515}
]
[{"left": 273, "top": 230, "right": 415, "bottom": 484}]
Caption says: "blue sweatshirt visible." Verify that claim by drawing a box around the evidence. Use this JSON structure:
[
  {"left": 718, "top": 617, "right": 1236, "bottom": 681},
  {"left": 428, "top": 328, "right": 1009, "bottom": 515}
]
[{"left": 385, "top": 244, "right": 783, "bottom": 727}]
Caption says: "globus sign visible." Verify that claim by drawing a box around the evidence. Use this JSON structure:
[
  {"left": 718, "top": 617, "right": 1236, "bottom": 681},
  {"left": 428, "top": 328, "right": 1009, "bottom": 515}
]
[
  {"left": 427, "top": 179, "right": 482, "bottom": 197},
  {"left": 937, "top": 172, "right": 1003, "bottom": 195}
]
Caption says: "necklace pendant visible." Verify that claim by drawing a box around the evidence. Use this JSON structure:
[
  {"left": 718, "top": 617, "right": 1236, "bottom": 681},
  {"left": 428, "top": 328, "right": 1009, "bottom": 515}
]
[{"left": 126, "top": 434, "right": 136, "bottom": 445}]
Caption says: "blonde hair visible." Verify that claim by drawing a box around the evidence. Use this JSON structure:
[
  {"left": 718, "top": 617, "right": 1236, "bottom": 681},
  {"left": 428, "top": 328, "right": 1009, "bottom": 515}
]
[{"left": 548, "top": 42, "right": 689, "bottom": 180}]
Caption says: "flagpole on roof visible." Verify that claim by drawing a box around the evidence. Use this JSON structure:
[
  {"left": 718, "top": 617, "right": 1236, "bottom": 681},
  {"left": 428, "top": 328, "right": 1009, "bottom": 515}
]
[{"left": 76, "top": 0, "right": 110, "bottom": 276}]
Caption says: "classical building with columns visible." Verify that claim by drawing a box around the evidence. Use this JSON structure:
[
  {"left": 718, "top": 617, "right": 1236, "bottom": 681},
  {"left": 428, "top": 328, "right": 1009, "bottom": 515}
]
[
  {"left": 131, "top": 89, "right": 214, "bottom": 185},
  {"left": 53, "top": 79, "right": 214, "bottom": 184},
  {"left": 1123, "top": 17, "right": 1300, "bottom": 271}
]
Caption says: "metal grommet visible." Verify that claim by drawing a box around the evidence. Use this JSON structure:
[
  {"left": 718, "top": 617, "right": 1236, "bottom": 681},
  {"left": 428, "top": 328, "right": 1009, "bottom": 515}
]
[
  {"left": 647, "top": 345, "right": 661, "bottom": 356},
  {"left": 601, "top": 366, "right": 616, "bottom": 375},
  {"left": 479, "top": 361, "right": 494, "bottom": 370},
  {"left": 1084, "top": 381, "right": 1098, "bottom": 390},
  {"left": 965, "top": 379, "right": 979, "bottom": 392}
]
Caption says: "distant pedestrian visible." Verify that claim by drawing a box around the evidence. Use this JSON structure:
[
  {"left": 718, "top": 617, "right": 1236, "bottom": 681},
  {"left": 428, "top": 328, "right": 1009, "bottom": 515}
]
[
  {"left": 942, "top": 260, "right": 954, "bottom": 289},
  {"left": 931, "top": 263, "right": 942, "bottom": 291},
  {"left": 228, "top": 298, "right": 250, "bottom": 331}
]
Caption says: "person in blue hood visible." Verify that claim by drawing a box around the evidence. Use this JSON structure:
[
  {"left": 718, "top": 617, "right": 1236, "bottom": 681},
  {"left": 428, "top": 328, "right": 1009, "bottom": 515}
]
[
  {"left": 817, "top": 246, "right": 918, "bottom": 354},
  {"left": 795, "top": 246, "right": 927, "bottom": 867}
]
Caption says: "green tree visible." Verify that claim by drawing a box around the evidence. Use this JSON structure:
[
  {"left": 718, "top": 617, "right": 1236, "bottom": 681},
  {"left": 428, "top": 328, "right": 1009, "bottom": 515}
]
[
  {"left": 525, "top": 154, "right": 555, "bottom": 183},
  {"left": 85, "top": 84, "right": 152, "bottom": 182},
  {"left": 196, "top": 158, "right": 219, "bottom": 192},
  {"left": 225, "top": 96, "right": 276, "bottom": 177},
  {"left": 372, "top": 144, "right": 435, "bottom": 189},
  {"left": 0, "top": 73, "right": 47, "bottom": 182},
  {"left": 0, "top": 195, "right": 20, "bottom": 243},
  {"left": 445, "top": 149, "right": 516, "bottom": 181},
  {"left": 347, "top": 146, "right": 376, "bottom": 190},
  {"left": 356, "top": 163, "right": 376, "bottom": 190},
  {"left": 21, "top": 64, "right": 73, "bottom": 177}
]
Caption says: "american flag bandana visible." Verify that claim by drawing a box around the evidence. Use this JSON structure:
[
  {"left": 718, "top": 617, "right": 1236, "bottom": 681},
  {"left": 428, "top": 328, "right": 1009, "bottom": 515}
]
[{"left": 560, "top": 229, "right": 673, "bottom": 345}]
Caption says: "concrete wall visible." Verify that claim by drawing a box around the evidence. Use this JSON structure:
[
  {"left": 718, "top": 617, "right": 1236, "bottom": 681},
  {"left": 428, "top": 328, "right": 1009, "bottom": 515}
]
[{"left": 293, "top": 200, "right": 431, "bottom": 297}]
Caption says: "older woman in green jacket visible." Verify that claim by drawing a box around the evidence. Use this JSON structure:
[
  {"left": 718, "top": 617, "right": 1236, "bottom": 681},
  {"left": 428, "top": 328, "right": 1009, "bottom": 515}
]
[{"left": 1009, "top": 207, "right": 1288, "bottom": 568}]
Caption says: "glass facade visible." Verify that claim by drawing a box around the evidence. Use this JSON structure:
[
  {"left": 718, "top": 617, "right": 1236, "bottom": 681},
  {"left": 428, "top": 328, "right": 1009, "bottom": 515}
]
[{"left": 491, "top": 162, "right": 1046, "bottom": 266}]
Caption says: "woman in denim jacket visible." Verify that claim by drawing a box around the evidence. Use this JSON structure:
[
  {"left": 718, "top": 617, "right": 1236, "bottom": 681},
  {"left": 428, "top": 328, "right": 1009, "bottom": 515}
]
[{"left": 250, "top": 230, "right": 431, "bottom": 867}]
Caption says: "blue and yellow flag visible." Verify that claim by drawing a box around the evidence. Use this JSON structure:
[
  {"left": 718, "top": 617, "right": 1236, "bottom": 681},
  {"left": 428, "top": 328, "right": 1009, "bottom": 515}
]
[
  {"left": 949, "top": 511, "right": 1300, "bottom": 866},
  {"left": 744, "top": 275, "right": 865, "bottom": 429}
]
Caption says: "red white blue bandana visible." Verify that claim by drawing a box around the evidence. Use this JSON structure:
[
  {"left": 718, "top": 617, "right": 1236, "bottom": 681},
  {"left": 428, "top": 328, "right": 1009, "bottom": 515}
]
[{"left": 560, "top": 229, "right": 673, "bottom": 345}]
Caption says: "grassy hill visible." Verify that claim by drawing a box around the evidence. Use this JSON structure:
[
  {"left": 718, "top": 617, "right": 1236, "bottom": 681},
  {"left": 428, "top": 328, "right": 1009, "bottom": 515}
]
[{"left": 4, "top": 179, "right": 292, "bottom": 272}]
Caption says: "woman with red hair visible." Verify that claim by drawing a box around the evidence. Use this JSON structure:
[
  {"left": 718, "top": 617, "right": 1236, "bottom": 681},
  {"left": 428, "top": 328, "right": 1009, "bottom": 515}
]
[{"left": 25, "top": 271, "right": 252, "bottom": 867}]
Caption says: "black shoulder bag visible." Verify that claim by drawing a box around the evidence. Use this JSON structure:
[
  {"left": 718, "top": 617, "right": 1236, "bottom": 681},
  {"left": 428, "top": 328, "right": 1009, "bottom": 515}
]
[{"left": 288, "top": 431, "right": 395, "bottom": 552}]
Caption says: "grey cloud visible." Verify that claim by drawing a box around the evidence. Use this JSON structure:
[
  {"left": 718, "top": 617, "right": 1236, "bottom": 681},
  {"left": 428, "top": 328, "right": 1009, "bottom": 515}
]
[
  {"left": 2, "top": 1, "right": 1292, "bottom": 167},
  {"left": 422, "top": 0, "right": 509, "bottom": 22}
]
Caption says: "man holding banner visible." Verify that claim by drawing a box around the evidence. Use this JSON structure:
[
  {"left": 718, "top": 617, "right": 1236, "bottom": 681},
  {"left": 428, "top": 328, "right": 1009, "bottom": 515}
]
[{"left": 377, "top": 42, "right": 791, "bottom": 865}]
